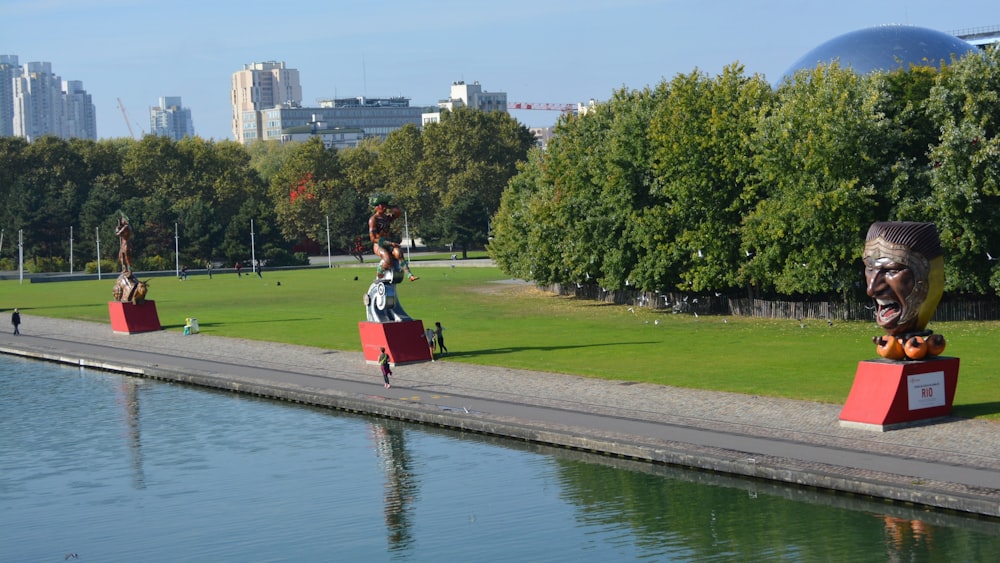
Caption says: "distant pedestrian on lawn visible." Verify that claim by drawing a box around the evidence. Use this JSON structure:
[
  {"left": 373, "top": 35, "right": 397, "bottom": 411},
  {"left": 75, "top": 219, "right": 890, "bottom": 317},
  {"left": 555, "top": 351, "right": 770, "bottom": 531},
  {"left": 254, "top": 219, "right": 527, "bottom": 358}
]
[
  {"left": 206, "top": 260, "right": 213, "bottom": 279},
  {"left": 235, "top": 261, "right": 242, "bottom": 277},
  {"left": 434, "top": 322, "right": 448, "bottom": 355},
  {"left": 378, "top": 347, "right": 393, "bottom": 388},
  {"left": 425, "top": 327, "right": 436, "bottom": 361},
  {"left": 256, "top": 259, "right": 263, "bottom": 278},
  {"left": 11, "top": 308, "right": 21, "bottom": 335}
]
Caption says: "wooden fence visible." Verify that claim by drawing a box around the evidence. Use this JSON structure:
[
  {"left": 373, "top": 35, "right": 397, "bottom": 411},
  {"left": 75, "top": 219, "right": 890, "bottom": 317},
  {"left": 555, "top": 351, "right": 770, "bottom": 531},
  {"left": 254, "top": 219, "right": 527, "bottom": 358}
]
[{"left": 542, "top": 283, "right": 1000, "bottom": 322}]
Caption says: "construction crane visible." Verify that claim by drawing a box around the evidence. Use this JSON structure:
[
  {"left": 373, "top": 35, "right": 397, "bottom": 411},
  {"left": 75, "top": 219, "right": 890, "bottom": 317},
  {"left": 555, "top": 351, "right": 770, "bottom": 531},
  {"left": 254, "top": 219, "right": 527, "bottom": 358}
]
[{"left": 117, "top": 97, "right": 137, "bottom": 140}]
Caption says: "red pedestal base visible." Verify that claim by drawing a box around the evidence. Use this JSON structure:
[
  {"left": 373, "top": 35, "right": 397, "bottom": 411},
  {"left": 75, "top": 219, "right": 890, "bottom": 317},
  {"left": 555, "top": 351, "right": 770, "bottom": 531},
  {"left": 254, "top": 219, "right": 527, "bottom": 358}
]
[
  {"left": 359, "top": 320, "right": 432, "bottom": 364},
  {"left": 108, "top": 300, "right": 162, "bottom": 334},
  {"left": 839, "top": 357, "right": 959, "bottom": 431}
]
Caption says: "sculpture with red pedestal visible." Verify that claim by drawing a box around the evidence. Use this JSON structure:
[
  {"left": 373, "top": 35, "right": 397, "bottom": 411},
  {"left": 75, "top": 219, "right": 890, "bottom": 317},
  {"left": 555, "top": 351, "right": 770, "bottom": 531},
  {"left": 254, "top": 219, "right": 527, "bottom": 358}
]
[
  {"left": 108, "top": 300, "right": 161, "bottom": 334},
  {"left": 842, "top": 221, "right": 960, "bottom": 431},
  {"left": 358, "top": 270, "right": 432, "bottom": 365},
  {"left": 839, "top": 357, "right": 959, "bottom": 431}
]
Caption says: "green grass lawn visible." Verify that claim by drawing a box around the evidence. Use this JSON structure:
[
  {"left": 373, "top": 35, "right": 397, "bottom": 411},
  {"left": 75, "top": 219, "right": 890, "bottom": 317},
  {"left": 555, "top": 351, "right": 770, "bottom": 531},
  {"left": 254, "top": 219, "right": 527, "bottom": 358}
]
[{"left": 3, "top": 263, "right": 998, "bottom": 421}]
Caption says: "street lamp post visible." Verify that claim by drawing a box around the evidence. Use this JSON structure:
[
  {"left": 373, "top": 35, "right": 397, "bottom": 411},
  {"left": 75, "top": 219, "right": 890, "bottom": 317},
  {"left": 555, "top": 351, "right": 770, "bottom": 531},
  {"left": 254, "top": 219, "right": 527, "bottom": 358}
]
[
  {"left": 174, "top": 223, "right": 180, "bottom": 277},
  {"left": 96, "top": 227, "right": 102, "bottom": 281},
  {"left": 326, "top": 215, "right": 332, "bottom": 268},
  {"left": 250, "top": 219, "right": 257, "bottom": 271},
  {"left": 18, "top": 229, "right": 23, "bottom": 285}
]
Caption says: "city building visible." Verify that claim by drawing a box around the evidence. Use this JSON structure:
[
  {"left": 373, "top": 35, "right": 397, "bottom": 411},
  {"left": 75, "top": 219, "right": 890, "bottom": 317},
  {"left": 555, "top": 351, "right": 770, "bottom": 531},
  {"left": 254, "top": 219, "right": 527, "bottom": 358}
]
[
  {"left": 62, "top": 80, "right": 97, "bottom": 140},
  {"left": 149, "top": 96, "right": 195, "bottom": 141},
  {"left": 256, "top": 96, "right": 428, "bottom": 145},
  {"left": 279, "top": 117, "right": 365, "bottom": 149},
  {"left": 0, "top": 55, "right": 19, "bottom": 137},
  {"left": 954, "top": 25, "right": 1000, "bottom": 49},
  {"left": 231, "top": 61, "right": 302, "bottom": 143},
  {"left": 7, "top": 60, "right": 96, "bottom": 142},
  {"left": 439, "top": 80, "right": 507, "bottom": 113},
  {"left": 423, "top": 80, "right": 509, "bottom": 125}
]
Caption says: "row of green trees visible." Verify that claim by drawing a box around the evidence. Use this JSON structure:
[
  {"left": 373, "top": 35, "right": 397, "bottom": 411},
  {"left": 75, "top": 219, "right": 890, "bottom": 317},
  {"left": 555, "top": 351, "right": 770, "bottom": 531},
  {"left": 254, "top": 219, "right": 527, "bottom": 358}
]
[
  {"left": 489, "top": 47, "right": 1000, "bottom": 299},
  {"left": 0, "top": 108, "right": 535, "bottom": 272}
]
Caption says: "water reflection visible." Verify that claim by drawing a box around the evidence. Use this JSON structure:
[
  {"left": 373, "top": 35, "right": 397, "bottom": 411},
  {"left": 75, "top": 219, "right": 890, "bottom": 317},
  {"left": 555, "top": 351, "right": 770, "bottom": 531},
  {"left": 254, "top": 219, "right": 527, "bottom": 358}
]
[
  {"left": 880, "top": 515, "right": 933, "bottom": 561},
  {"left": 2, "top": 356, "right": 998, "bottom": 562},
  {"left": 368, "top": 421, "right": 417, "bottom": 551},
  {"left": 115, "top": 377, "right": 145, "bottom": 489}
]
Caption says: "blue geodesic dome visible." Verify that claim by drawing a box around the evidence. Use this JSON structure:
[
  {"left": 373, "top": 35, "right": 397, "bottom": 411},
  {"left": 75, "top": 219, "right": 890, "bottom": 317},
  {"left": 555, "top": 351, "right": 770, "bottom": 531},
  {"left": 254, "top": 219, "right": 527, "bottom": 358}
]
[{"left": 783, "top": 25, "right": 978, "bottom": 79}]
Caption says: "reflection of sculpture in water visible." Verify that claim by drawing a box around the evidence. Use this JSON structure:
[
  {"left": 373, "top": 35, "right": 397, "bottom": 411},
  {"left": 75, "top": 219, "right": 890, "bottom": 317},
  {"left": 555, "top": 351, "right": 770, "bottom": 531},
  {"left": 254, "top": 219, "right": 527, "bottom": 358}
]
[
  {"left": 863, "top": 221, "right": 946, "bottom": 360},
  {"left": 368, "top": 194, "right": 418, "bottom": 282},
  {"left": 368, "top": 421, "right": 417, "bottom": 551},
  {"left": 116, "top": 215, "right": 134, "bottom": 272}
]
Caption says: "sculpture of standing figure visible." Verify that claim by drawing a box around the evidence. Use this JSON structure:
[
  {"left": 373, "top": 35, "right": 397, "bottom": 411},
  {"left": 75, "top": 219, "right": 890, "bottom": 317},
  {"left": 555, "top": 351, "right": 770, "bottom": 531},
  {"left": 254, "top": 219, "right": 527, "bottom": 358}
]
[
  {"left": 368, "top": 194, "right": 418, "bottom": 282},
  {"left": 116, "top": 215, "right": 133, "bottom": 272}
]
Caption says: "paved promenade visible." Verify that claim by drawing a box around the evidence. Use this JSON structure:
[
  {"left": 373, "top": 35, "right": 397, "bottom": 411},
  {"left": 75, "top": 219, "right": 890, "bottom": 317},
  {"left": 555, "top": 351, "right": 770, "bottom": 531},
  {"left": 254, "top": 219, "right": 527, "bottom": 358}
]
[{"left": 2, "top": 314, "right": 998, "bottom": 518}]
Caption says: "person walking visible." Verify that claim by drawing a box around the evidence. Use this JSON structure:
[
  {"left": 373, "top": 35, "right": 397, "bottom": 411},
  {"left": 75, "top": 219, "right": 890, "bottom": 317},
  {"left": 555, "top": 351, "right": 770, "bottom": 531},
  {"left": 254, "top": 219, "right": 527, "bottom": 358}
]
[
  {"left": 424, "top": 327, "right": 436, "bottom": 362},
  {"left": 11, "top": 308, "right": 21, "bottom": 335},
  {"left": 235, "top": 261, "right": 242, "bottom": 277},
  {"left": 434, "top": 322, "right": 448, "bottom": 355},
  {"left": 256, "top": 259, "right": 263, "bottom": 278},
  {"left": 378, "top": 347, "right": 393, "bottom": 389},
  {"left": 206, "top": 261, "right": 213, "bottom": 279}
]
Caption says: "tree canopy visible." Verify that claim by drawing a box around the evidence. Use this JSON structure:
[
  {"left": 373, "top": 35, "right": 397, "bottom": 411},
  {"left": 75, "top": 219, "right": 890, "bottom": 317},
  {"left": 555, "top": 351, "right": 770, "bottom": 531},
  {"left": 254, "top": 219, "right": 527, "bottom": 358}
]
[{"left": 490, "top": 46, "right": 1000, "bottom": 298}]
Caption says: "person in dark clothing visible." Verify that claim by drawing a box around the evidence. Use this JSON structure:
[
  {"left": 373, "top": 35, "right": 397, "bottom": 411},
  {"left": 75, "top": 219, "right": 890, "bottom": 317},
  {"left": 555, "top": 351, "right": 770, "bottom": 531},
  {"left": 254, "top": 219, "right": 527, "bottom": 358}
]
[
  {"left": 378, "top": 347, "right": 393, "bottom": 389},
  {"left": 434, "top": 322, "right": 448, "bottom": 355},
  {"left": 11, "top": 308, "right": 21, "bottom": 335}
]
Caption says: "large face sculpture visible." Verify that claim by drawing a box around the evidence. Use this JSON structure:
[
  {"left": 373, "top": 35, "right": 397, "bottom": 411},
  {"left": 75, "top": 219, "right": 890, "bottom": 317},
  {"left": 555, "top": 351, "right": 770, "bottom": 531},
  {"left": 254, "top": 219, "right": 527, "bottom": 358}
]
[{"left": 863, "top": 222, "right": 944, "bottom": 336}]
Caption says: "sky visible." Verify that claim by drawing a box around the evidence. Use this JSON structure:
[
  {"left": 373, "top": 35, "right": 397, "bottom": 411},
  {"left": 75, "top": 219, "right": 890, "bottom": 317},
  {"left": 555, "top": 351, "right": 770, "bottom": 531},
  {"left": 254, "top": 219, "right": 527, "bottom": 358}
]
[{"left": 1, "top": 0, "right": 996, "bottom": 141}]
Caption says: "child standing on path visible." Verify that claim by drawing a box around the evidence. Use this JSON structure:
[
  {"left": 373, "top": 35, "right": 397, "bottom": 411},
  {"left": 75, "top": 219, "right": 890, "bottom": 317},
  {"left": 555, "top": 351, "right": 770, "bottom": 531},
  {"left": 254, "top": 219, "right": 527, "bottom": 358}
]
[
  {"left": 435, "top": 322, "right": 448, "bottom": 355},
  {"left": 378, "top": 347, "right": 392, "bottom": 389},
  {"left": 11, "top": 308, "right": 21, "bottom": 335}
]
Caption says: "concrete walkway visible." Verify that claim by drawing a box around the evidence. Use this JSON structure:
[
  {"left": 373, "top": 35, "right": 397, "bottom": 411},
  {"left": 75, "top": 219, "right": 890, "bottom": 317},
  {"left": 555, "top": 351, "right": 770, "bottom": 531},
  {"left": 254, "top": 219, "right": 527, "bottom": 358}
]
[{"left": 2, "top": 314, "right": 998, "bottom": 518}]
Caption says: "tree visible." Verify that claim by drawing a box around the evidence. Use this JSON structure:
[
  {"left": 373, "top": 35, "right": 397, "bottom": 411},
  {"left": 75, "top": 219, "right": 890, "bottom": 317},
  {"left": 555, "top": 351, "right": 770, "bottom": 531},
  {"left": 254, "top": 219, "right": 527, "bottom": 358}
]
[
  {"left": 417, "top": 108, "right": 535, "bottom": 255},
  {"left": 377, "top": 124, "right": 425, "bottom": 231},
  {"left": 925, "top": 46, "right": 1000, "bottom": 295},
  {"left": 643, "top": 65, "right": 773, "bottom": 293},
  {"left": 15, "top": 136, "right": 88, "bottom": 263},
  {"left": 269, "top": 137, "right": 342, "bottom": 245},
  {"left": 743, "top": 64, "right": 891, "bottom": 297}
]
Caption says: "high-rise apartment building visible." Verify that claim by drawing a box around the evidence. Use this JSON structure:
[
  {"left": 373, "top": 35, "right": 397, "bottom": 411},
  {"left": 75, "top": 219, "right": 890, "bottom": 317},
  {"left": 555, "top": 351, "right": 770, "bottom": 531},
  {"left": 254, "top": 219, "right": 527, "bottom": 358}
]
[
  {"left": 0, "top": 55, "right": 20, "bottom": 137},
  {"left": 3, "top": 59, "right": 96, "bottom": 142},
  {"left": 231, "top": 61, "right": 302, "bottom": 144},
  {"left": 150, "top": 96, "right": 195, "bottom": 140},
  {"left": 62, "top": 80, "right": 97, "bottom": 140}
]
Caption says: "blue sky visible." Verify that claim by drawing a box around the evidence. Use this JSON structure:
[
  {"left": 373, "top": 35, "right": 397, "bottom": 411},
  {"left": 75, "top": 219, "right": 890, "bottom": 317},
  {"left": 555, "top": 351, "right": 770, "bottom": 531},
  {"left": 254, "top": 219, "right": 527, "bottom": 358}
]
[{"left": 1, "top": 0, "right": 995, "bottom": 141}]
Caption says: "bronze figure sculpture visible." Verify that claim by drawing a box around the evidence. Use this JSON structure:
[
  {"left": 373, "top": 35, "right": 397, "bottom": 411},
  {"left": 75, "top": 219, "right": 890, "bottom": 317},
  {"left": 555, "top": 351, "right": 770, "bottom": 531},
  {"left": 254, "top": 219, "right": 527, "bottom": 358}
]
[{"left": 112, "top": 214, "right": 148, "bottom": 304}]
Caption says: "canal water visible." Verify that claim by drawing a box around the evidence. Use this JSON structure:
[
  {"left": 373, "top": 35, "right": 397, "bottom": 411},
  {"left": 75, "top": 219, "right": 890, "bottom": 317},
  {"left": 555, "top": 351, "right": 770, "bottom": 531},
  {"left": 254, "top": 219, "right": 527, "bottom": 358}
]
[{"left": 2, "top": 355, "right": 998, "bottom": 562}]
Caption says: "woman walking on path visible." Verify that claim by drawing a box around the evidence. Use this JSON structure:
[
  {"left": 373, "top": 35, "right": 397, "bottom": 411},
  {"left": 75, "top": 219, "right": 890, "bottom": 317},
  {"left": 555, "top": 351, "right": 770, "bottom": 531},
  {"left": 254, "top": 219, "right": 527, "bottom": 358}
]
[
  {"left": 11, "top": 308, "right": 21, "bottom": 335},
  {"left": 378, "top": 347, "right": 393, "bottom": 389}
]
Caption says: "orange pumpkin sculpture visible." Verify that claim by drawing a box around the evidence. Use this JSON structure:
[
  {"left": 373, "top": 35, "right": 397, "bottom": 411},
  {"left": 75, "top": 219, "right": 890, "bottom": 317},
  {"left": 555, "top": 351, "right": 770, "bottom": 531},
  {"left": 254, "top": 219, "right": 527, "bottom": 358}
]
[
  {"left": 925, "top": 333, "right": 947, "bottom": 356},
  {"left": 874, "top": 336, "right": 905, "bottom": 360},
  {"left": 903, "top": 336, "right": 928, "bottom": 360}
]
